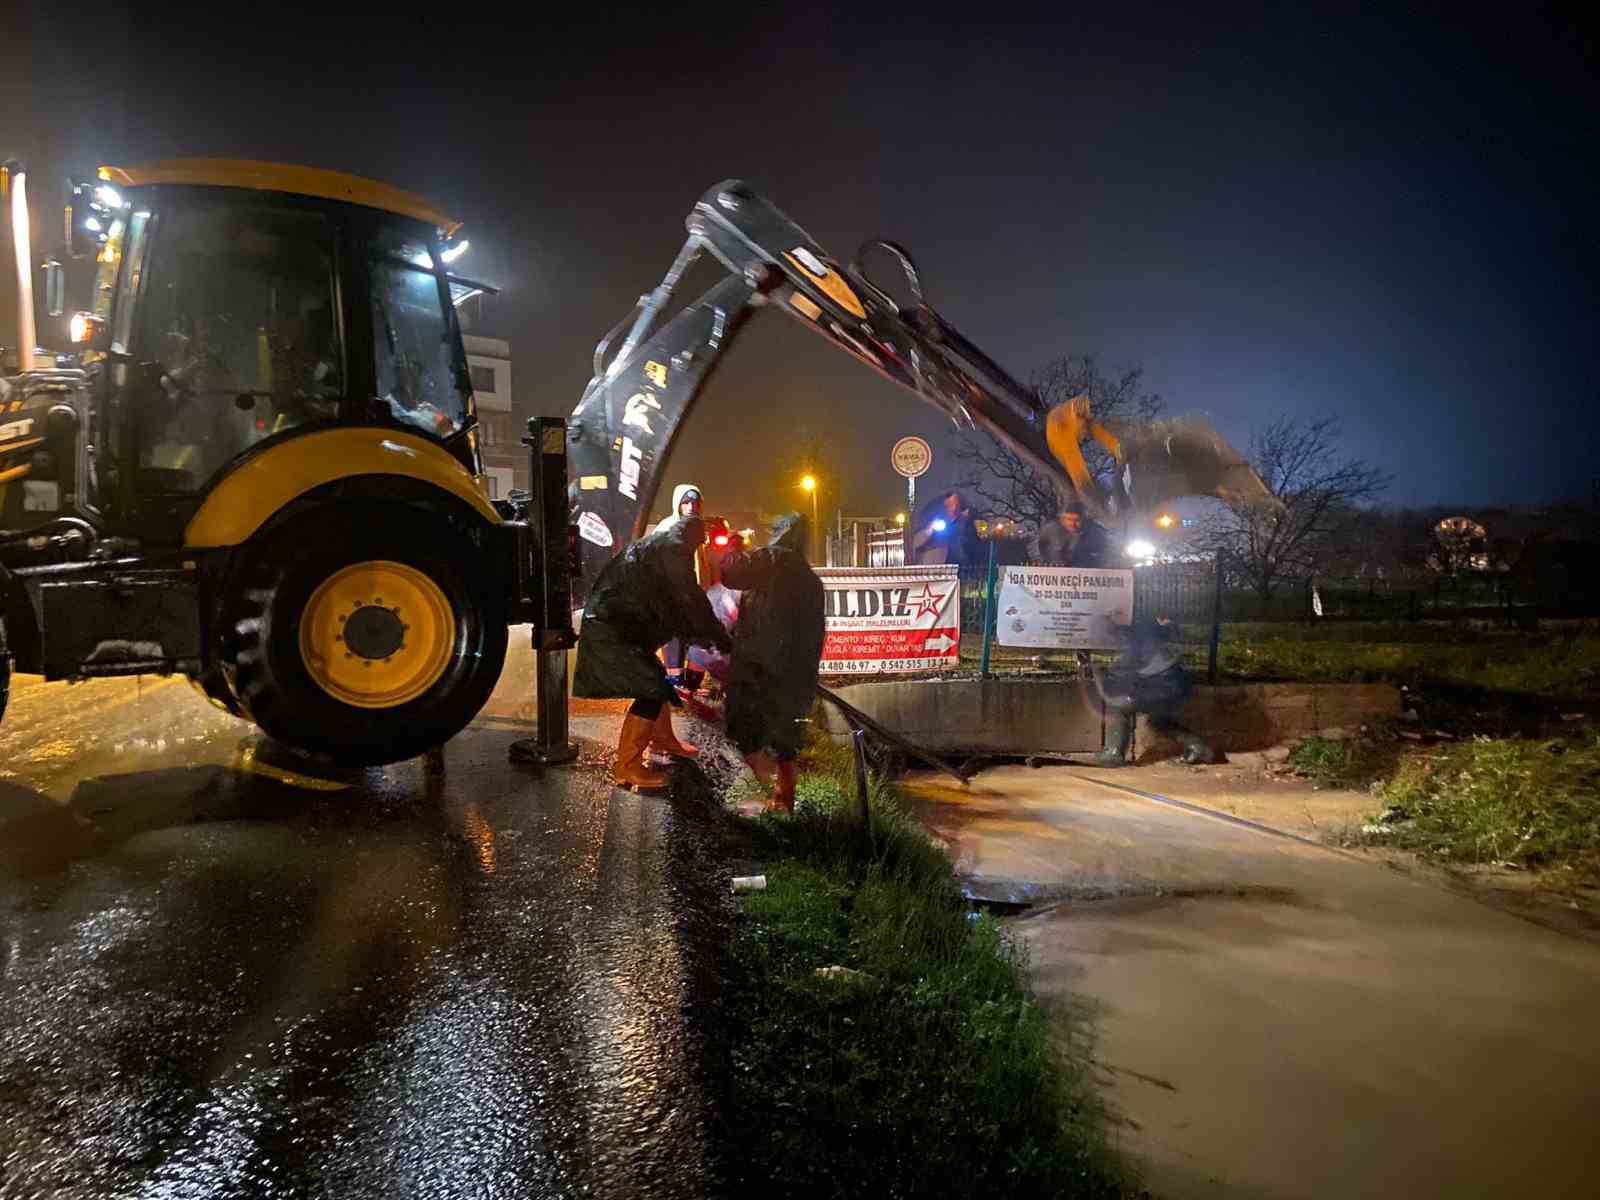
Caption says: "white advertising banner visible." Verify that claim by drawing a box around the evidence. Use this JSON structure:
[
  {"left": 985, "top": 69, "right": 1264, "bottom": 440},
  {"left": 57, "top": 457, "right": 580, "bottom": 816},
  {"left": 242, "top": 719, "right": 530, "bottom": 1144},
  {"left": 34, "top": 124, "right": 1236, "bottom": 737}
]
[
  {"left": 996, "top": 566, "right": 1134, "bottom": 650},
  {"left": 816, "top": 566, "right": 961, "bottom": 674}
]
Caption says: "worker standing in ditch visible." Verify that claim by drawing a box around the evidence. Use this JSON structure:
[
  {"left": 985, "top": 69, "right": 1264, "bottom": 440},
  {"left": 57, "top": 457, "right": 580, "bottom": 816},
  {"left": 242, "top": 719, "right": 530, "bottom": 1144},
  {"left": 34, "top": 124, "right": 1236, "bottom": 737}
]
[
  {"left": 714, "top": 512, "right": 826, "bottom": 813},
  {"left": 1093, "top": 615, "right": 1217, "bottom": 767},
  {"left": 573, "top": 516, "right": 732, "bottom": 791}
]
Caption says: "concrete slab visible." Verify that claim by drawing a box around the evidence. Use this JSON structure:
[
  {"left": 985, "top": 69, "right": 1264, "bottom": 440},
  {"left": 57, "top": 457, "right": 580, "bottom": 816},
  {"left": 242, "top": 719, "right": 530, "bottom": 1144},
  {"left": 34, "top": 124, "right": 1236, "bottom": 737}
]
[
  {"left": 818, "top": 676, "right": 1107, "bottom": 755},
  {"left": 901, "top": 765, "right": 1600, "bottom": 1200},
  {"left": 818, "top": 677, "right": 1400, "bottom": 760}
]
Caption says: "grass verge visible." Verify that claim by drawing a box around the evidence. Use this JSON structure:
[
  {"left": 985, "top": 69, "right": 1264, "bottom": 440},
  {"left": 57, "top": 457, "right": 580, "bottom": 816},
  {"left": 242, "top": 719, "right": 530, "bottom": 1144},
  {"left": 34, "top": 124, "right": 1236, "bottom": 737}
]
[
  {"left": 1287, "top": 726, "right": 1405, "bottom": 790},
  {"left": 1372, "top": 734, "right": 1600, "bottom": 887},
  {"left": 1289, "top": 727, "right": 1600, "bottom": 889},
  {"left": 1206, "top": 620, "right": 1600, "bottom": 696},
  {"left": 961, "top": 620, "right": 1600, "bottom": 702},
  {"left": 717, "top": 734, "right": 1129, "bottom": 1199}
]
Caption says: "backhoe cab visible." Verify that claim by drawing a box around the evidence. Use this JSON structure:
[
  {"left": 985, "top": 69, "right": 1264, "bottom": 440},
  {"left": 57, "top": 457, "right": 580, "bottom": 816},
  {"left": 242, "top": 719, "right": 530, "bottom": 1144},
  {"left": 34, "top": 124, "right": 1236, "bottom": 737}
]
[{"left": 1, "top": 160, "right": 570, "bottom": 762}]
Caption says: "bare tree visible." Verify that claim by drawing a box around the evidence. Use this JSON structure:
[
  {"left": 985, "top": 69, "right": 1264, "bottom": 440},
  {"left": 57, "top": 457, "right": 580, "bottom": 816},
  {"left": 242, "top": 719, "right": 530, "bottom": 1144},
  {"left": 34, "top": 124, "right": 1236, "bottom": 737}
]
[
  {"left": 1203, "top": 417, "right": 1389, "bottom": 608},
  {"left": 952, "top": 355, "right": 1164, "bottom": 529},
  {"left": 1426, "top": 516, "right": 1491, "bottom": 575}
]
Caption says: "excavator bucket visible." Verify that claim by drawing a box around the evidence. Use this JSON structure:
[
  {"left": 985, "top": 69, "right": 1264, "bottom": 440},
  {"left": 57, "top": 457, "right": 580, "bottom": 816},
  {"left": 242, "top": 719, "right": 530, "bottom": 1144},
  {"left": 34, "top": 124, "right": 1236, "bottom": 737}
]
[{"left": 1046, "top": 395, "right": 1277, "bottom": 518}]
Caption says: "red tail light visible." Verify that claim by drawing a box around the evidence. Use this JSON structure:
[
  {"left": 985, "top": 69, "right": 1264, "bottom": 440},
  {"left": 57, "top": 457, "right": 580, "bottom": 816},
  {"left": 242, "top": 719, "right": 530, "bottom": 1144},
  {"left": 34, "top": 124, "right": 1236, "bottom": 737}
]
[{"left": 566, "top": 524, "right": 582, "bottom": 582}]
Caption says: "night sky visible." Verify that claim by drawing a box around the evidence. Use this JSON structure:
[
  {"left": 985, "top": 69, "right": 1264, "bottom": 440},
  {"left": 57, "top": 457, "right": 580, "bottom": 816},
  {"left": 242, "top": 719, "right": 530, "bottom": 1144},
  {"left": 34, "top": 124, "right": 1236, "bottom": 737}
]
[{"left": 7, "top": 2, "right": 1596, "bottom": 518}]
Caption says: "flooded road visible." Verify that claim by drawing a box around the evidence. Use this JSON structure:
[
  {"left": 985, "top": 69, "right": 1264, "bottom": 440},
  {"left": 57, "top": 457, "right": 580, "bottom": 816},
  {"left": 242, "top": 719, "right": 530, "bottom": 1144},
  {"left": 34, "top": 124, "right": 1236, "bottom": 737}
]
[
  {"left": 0, "top": 649, "right": 729, "bottom": 1198},
  {"left": 907, "top": 765, "right": 1600, "bottom": 1200}
]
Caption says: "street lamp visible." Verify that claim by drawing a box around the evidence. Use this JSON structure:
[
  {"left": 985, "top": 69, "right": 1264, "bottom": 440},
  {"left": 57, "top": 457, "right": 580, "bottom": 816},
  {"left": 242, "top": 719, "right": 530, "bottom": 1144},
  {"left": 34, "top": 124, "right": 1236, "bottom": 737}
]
[
  {"left": 894, "top": 512, "right": 906, "bottom": 525},
  {"left": 799, "top": 474, "right": 819, "bottom": 560}
]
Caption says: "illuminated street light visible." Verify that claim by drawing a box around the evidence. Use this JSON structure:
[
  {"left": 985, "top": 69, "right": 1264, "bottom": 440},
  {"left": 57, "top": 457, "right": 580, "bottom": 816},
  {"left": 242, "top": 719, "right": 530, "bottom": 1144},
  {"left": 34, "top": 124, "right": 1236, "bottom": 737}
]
[
  {"left": 894, "top": 512, "right": 906, "bottom": 525},
  {"left": 799, "top": 475, "right": 820, "bottom": 560},
  {"left": 1155, "top": 512, "right": 1176, "bottom": 529}
]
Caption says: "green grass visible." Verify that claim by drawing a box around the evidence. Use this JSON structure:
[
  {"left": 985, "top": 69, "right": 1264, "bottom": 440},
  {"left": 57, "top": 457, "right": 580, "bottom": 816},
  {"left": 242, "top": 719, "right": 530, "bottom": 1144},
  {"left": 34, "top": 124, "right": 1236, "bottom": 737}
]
[
  {"left": 718, "top": 733, "right": 1129, "bottom": 1199},
  {"left": 1205, "top": 621, "right": 1600, "bottom": 697},
  {"left": 959, "top": 619, "right": 1600, "bottom": 699},
  {"left": 1287, "top": 723, "right": 1600, "bottom": 888},
  {"left": 1286, "top": 729, "right": 1404, "bottom": 790},
  {"left": 1372, "top": 734, "right": 1600, "bottom": 886}
]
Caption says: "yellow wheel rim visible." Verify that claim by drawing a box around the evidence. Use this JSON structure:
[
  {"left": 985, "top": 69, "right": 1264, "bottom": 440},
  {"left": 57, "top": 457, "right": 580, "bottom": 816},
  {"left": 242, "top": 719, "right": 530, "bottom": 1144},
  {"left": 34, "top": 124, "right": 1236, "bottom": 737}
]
[{"left": 298, "top": 560, "right": 457, "bottom": 709}]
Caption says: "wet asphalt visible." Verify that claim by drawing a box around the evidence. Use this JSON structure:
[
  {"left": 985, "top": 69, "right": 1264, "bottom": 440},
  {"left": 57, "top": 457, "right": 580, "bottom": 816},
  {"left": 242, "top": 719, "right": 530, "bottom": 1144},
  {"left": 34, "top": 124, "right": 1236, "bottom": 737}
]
[{"left": 0, "top": 659, "right": 731, "bottom": 1198}]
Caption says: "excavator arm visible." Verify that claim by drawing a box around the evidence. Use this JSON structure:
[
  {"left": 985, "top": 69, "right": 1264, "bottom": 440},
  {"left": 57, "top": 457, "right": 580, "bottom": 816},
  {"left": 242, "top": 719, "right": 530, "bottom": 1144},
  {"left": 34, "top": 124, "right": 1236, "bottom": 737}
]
[{"left": 567, "top": 179, "right": 1268, "bottom": 601}]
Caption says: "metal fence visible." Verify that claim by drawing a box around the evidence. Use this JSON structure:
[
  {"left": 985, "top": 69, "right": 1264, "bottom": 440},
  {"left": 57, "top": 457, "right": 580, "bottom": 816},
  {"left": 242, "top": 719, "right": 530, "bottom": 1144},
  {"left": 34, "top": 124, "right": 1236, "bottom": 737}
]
[
  {"left": 824, "top": 527, "right": 908, "bottom": 568},
  {"left": 955, "top": 558, "right": 1226, "bottom": 679},
  {"left": 951, "top": 552, "right": 1591, "bottom": 682}
]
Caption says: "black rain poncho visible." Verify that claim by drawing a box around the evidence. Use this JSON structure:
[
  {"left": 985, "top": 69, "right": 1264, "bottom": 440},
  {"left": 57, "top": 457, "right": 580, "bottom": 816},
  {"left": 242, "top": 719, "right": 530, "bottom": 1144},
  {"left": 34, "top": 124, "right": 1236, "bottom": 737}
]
[
  {"left": 573, "top": 517, "right": 731, "bottom": 704},
  {"left": 1104, "top": 617, "right": 1188, "bottom": 716},
  {"left": 719, "top": 513, "right": 826, "bottom": 759}
]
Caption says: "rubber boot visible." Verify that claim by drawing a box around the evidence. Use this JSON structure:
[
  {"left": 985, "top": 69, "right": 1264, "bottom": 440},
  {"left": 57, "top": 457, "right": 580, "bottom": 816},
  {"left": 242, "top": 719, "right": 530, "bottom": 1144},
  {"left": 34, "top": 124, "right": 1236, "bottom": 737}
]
[
  {"left": 649, "top": 707, "right": 698, "bottom": 759},
  {"left": 1093, "top": 713, "right": 1133, "bottom": 767},
  {"left": 614, "top": 714, "right": 669, "bottom": 791},
  {"left": 745, "top": 750, "right": 777, "bottom": 786},
  {"left": 767, "top": 759, "right": 797, "bottom": 814},
  {"left": 1178, "top": 732, "right": 1218, "bottom": 765}
]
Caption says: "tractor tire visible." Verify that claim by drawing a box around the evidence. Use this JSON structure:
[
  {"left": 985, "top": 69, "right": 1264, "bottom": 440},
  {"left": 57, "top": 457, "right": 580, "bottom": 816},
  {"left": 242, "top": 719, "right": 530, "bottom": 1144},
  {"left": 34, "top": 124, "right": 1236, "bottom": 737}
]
[
  {"left": 191, "top": 664, "right": 246, "bottom": 717},
  {"left": 229, "top": 506, "right": 507, "bottom": 766}
]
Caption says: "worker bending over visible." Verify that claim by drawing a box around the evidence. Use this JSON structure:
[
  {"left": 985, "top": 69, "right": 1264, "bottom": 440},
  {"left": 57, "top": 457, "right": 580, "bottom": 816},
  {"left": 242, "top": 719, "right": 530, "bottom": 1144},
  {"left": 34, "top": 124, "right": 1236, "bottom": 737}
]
[{"left": 573, "top": 517, "right": 732, "bottom": 791}]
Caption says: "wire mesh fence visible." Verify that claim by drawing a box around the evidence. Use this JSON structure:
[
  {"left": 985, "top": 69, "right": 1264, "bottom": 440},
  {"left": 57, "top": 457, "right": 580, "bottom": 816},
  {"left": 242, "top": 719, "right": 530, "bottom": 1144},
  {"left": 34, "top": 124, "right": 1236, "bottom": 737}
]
[{"left": 951, "top": 552, "right": 1592, "bottom": 681}]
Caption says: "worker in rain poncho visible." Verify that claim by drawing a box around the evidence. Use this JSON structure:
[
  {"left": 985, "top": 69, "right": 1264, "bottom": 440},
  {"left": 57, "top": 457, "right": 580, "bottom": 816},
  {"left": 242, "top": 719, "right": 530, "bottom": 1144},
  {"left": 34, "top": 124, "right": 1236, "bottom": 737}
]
[
  {"left": 573, "top": 516, "right": 732, "bottom": 791},
  {"left": 655, "top": 483, "right": 717, "bottom": 696},
  {"left": 714, "top": 512, "right": 826, "bottom": 813}
]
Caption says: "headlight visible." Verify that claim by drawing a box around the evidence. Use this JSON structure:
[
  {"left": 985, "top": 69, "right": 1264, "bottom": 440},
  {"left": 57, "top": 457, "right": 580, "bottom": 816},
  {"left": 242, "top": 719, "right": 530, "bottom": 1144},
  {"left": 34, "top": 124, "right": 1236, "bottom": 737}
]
[{"left": 1125, "top": 539, "right": 1156, "bottom": 560}]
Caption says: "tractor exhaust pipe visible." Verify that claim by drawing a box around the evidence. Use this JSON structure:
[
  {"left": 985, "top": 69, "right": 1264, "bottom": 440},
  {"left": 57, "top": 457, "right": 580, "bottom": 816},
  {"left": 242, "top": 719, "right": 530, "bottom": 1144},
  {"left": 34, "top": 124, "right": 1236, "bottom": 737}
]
[{"left": 5, "top": 162, "right": 38, "bottom": 371}]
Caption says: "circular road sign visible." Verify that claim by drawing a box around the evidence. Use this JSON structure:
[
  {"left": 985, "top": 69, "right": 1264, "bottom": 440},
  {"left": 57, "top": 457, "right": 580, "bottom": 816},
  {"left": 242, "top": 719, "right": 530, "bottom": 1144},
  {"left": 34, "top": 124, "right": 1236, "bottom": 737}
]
[{"left": 891, "top": 436, "right": 933, "bottom": 478}]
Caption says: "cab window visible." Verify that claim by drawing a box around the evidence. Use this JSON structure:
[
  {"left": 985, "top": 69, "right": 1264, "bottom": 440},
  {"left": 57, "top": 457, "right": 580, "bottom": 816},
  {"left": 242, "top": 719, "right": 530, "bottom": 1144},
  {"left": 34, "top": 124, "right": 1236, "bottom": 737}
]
[
  {"left": 370, "top": 233, "right": 470, "bottom": 440},
  {"left": 131, "top": 200, "right": 343, "bottom": 491},
  {"left": 108, "top": 209, "right": 150, "bottom": 354}
]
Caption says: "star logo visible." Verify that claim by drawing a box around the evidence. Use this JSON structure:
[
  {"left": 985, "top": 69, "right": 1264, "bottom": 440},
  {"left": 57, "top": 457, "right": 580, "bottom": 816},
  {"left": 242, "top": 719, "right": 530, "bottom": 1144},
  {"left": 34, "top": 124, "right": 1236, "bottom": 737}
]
[{"left": 910, "top": 584, "right": 945, "bottom": 621}]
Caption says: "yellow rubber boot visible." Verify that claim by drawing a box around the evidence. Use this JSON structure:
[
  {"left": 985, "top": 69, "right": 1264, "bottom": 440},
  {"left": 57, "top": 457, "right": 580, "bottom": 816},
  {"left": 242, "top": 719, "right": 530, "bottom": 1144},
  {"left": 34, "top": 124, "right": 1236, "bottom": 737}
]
[
  {"left": 649, "top": 707, "right": 698, "bottom": 759},
  {"left": 614, "top": 713, "right": 669, "bottom": 791}
]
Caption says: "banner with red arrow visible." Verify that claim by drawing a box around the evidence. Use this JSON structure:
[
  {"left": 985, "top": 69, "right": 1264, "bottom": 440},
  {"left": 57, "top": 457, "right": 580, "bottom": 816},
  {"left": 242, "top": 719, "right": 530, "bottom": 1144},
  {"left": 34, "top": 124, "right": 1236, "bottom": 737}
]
[{"left": 816, "top": 567, "right": 961, "bottom": 674}]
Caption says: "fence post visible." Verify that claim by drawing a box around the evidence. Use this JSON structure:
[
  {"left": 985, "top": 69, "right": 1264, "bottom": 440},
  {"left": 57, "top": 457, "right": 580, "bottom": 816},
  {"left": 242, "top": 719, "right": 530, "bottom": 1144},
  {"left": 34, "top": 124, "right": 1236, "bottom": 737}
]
[
  {"left": 850, "top": 725, "right": 872, "bottom": 837},
  {"left": 1207, "top": 551, "right": 1224, "bottom": 685},
  {"left": 979, "top": 536, "right": 999, "bottom": 678}
]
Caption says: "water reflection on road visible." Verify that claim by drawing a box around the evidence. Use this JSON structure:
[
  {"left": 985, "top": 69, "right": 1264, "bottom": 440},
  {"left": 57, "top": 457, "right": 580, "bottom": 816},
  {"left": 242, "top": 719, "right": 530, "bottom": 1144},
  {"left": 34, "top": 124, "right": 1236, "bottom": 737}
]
[{"left": 0, "top": 666, "right": 727, "bottom": 1198}]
